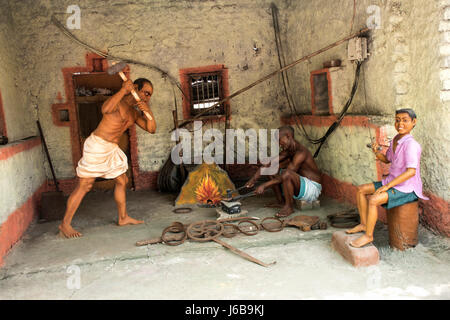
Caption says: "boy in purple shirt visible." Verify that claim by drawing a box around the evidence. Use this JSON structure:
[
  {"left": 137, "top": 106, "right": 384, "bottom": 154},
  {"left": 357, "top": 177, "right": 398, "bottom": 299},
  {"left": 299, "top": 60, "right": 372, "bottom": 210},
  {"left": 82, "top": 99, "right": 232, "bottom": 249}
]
[{"left": 346, "top": 108, "right": 429, "bottom": 248}]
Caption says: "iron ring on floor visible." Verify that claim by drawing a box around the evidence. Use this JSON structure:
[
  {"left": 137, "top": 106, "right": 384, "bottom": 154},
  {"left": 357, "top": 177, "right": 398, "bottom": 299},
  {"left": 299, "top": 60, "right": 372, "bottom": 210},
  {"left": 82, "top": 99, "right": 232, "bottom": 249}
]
[
  {"left": 161, "top": 222, "right": 187, "bottom": 246},
  {"left": 237, "top": 220, "right": 259, "bottom": 236},
  {"left": 260, "top": 217, "right": 284, "bottom": 232},
  {"left": 172, "top": 207, "right": 193, "bottom": 214}
]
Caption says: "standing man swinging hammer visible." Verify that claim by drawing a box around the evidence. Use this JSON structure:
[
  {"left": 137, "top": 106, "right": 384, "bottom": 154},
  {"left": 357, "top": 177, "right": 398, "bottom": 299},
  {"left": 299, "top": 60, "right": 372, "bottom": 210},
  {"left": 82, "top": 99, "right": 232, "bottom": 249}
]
[{"left": 59, "top": 65, "right": 156, "bottom": 238}]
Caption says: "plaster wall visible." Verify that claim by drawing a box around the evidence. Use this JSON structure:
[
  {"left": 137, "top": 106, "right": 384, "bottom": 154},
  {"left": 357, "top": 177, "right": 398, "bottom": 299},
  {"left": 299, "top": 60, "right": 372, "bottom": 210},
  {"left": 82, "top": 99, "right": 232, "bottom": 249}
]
[
  {"left": 0, "top": 1, "right": 36, "bottom": 141},
  {"left": 284, "top": 0, "right": 450, "bottom": 201},
  {"left": 4, "top": 0, "right": 448, "bottom": 235},
  {"left": 295, "top": 125, "right": 378, "bottom": 186},
  {"left": 0, "top": 2, "right": 47, "bottom": 226},
  {"left": 0, "top": 3, "right": 48, "bottom": 264},
  {"left": 8, "top": 0, "right": 290, "bottom": 177}
]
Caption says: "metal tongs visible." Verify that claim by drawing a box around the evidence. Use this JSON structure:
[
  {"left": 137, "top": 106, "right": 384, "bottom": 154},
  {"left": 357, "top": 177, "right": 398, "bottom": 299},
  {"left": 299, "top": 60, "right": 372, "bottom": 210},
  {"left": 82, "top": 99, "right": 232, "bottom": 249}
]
[{"left": 224, "top": 184, "right": 264, "bottom": 202}]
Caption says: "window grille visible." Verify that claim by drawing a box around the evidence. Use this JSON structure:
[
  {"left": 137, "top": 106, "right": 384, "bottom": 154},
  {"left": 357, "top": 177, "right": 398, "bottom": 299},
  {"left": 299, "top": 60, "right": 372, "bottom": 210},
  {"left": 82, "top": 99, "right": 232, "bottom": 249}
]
[{"left": 189, "top": 73, "right": 224, "bottom": 116}]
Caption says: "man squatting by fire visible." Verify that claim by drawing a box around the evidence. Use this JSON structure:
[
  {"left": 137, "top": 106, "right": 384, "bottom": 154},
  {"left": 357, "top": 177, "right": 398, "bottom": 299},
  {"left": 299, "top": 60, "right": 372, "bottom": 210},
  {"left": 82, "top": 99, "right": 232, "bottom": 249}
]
[
  {"left": 59, "top": 68, "right": 156, "bottom": 238},
  {"left": 246, "top": 126, "right": 322, "bottom": 218}
]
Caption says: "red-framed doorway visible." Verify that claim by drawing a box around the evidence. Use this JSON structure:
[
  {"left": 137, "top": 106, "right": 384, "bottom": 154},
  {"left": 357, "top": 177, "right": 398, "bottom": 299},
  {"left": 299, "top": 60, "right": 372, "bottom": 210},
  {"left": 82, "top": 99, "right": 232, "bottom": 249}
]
[{"left": 50, "top": 53, "right": 155, "bottom": 193}]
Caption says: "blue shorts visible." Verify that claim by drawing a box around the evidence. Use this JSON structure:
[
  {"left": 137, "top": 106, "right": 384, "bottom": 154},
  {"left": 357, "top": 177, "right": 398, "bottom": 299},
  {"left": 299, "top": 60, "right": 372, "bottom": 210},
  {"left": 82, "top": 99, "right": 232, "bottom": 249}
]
[
  {"left": 294, "top": 176, "right": 322, "bottom": 202},
  {"left": 373, "top": 181, "right": 418, "bottom": 210},
  {"left": 279, "top": 169, "right": 322, "bottom": 202}
]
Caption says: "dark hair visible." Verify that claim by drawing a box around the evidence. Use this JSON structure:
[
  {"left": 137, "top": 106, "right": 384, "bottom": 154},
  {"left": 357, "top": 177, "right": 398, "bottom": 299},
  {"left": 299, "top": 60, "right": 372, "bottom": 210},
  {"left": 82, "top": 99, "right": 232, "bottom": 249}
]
[
  {"left": 395, "top": 108, "right": 416, "bottom": 119},
  {"left": 133, "top": 78, "right": 153, "bottom": 91},
  {"left": 278, "top": 125, "right": 294, "bottom": 137}
]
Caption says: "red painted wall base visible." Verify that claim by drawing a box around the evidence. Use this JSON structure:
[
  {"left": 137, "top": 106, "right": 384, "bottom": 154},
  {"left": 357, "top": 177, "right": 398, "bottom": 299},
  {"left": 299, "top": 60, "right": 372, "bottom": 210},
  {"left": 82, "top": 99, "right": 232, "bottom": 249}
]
[
  {"left": 419, "top": 193, "right": 450, "bottom": 237},
  {"left": 321, "top": 173, "right": 387, "bottom": 223},
  {"left": 3, "top": 167, "right": 445, "bottom": 268},
  {"left": 0, "top": 183, "right": 47, "bottom": 267},
  {"left": 321, "top": 173, "right": 449, "bottom": 237}
]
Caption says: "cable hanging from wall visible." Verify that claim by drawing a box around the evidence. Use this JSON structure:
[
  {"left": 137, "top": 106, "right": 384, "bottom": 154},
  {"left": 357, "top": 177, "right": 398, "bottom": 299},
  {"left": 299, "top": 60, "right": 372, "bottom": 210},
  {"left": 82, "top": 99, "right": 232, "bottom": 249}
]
[
  {"left": 270, "top": 2, "right": 364, "bottom": 158},
  {"left": 50, "top": 15, "right": 186, "bottom": 100},
  {"left": 270, "top": 3, "right": 318, "bottom": 144},
  {"left": 52, "top": 11, "right": 367, "bottom": 156}
]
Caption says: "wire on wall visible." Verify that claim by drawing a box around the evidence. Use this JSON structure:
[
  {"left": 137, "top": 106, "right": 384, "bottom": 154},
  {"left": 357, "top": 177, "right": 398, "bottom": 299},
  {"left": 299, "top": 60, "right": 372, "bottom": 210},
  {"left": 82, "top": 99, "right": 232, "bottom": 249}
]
[{"left": 270, "top": 3, "right": 364, "bottom": 158}]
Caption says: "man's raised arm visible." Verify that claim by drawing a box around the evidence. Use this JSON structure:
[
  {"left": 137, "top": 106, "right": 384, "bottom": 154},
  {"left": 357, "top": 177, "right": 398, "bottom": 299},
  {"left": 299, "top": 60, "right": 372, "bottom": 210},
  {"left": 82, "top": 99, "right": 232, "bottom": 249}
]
[
  {"left": 135, "top": 101, "right": 156, "bottom": 134},
  {"left": 101, "top": 80, "right": 134, "bottom": 114}
]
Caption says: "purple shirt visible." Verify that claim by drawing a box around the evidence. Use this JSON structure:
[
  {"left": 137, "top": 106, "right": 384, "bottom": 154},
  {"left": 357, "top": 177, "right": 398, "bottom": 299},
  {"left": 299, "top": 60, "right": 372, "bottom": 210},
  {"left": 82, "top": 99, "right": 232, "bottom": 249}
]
[{"left": 382, "top": 134, "right": 428, "bottom": 200}]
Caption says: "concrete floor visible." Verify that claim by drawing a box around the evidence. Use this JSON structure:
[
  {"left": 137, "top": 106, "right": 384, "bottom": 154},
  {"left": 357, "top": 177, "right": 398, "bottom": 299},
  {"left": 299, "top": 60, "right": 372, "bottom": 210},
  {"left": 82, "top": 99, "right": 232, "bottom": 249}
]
[{"left": 0, "top": 190, "right": 449, "bottom": 300}]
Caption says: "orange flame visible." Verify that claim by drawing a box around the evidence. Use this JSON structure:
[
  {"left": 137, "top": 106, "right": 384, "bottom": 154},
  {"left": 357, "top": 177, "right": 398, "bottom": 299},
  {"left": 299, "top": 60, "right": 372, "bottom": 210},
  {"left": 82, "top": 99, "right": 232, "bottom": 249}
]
[{"left": 195, "top": 175, "right": 222, "bottom": 204}]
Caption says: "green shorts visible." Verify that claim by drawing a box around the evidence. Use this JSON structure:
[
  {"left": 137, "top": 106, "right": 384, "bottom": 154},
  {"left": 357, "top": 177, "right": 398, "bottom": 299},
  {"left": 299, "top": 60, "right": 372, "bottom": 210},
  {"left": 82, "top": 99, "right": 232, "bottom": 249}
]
[{"left": 373, "top": 181, "right": 418, "bottom": 210}]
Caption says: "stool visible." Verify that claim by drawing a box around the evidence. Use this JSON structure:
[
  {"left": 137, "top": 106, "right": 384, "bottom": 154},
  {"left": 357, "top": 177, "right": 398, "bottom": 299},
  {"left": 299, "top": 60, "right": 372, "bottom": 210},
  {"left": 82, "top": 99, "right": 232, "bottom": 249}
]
[{"left": 387, "top": 201, "right": 419, "bottom": 250}]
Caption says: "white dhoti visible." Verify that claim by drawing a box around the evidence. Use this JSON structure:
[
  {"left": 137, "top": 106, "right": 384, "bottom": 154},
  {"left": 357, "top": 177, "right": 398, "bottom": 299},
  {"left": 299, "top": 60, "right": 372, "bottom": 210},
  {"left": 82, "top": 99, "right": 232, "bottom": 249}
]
[{"left": 76, "top": 133, "right": 128, "bottom": 179}]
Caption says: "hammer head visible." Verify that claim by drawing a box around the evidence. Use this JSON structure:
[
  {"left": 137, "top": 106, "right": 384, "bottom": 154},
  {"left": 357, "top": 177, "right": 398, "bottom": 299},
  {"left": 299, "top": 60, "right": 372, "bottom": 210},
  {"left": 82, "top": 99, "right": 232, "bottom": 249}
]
[{"left": 107, "top": 61, "right": 127, "bottom": 75}]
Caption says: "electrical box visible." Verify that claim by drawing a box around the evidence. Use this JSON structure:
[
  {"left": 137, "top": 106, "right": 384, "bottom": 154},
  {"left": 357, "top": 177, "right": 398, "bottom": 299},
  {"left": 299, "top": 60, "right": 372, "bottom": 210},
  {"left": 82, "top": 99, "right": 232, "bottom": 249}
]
[{"left": 348, "top": 37, "right": 368, "bottom": 62}]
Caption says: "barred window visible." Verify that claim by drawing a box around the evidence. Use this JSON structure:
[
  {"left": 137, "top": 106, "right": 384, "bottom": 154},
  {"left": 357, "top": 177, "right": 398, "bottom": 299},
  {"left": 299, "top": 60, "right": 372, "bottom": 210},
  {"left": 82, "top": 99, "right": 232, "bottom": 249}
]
[
  {"left": 179, "top": 65, "right": 229, "bottom": 120},
  {"left": 189, "top": 73, "right": 224, "bottom": 116}
]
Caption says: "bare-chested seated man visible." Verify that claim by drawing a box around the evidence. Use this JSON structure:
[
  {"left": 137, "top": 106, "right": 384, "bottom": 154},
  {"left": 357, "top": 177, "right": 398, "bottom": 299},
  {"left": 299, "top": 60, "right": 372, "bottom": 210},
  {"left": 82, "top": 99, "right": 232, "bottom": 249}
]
[
  {"left": 245, "top": 126, "right": 322, "bottom": 218},
  {"left": 59, "top": 74, "right": 156, "bottom": 238}
]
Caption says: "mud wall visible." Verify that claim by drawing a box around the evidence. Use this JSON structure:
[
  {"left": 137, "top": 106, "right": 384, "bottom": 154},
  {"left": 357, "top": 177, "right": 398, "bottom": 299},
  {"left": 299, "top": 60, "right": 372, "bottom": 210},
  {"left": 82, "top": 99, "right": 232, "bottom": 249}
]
[
  {"left": 8, "top": 0, "right": 290, "bottom": 178},
  {"left": 284, "top": 0, "right": 449, "bottom": 201},
  {"left": 0, "top": 3, "right": 47, "bottom": 266},
  {"left": 0, "top": 2, "right": 46, "bottom": 224},
  {"left": 4, "top": 0, "right": 448, "bottom": 235},
  {"left": 283, "top": 0, "right": 449, "bottom": 235}
]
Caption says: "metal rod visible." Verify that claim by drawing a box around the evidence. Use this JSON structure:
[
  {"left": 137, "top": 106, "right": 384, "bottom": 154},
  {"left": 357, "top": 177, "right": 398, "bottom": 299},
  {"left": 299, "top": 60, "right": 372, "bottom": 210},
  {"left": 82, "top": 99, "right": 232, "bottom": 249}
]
[
  {"left": 217, "top": 216, "right": 260, "bottom": 223},
  {"left": 37, "top": 120, "right": 60, "bottom": 192},
  {"left": 216, "top": 74, "right": 221, "bottom": 113},
  {"left": 196, "top": 76, "right": 201, "bottom": 109},
  {"left": 206, "top": 75, "right": 210, "bottom": 109},
  {"left": 213, "top": 238, "right": 276, "bottom": 267}
]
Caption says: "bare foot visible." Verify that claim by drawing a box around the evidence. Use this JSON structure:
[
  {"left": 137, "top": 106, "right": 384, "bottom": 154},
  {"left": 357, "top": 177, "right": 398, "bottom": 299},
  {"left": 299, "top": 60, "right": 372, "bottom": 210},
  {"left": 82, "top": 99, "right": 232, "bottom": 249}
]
[
  {"left": 275, "top": 206, "right": 294, "bottom": 218},
  {"left": 349, "top": 234, "right": 374, "bottom": 248},
  {"left": 264, "top": 202, "right": 285, "bottom": 208},
  {"left": 345, "top": 224, "right": 366, "bottom": 234},
  {"left": 118, "top": 215, "right": 144, "bottom": 226},
  {"left": 58, "top": 224, "right": 82, "bottom": 238}
]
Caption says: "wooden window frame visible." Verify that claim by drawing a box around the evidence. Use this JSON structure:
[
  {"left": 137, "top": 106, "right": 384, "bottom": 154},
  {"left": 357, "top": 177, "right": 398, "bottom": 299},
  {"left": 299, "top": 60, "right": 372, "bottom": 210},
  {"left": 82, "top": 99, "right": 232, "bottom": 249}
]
[{"left": 310, "top": 68, "right": 334, "bottom": 115}]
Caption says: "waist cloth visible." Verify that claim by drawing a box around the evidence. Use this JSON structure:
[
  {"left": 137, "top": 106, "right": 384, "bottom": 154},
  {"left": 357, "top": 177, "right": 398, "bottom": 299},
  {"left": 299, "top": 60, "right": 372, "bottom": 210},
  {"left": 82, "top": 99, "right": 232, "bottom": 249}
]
[
  {"left": 293, "top": 176, "right": 322, "bottom": 202},
  {"left": 76, "top": 133, "right": 128, "bottom": 179}
]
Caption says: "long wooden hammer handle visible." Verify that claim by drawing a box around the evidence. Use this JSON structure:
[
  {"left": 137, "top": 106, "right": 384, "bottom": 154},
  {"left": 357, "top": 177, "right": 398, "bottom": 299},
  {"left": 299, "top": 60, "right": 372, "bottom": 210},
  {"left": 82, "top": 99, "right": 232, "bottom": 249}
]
[{"left": 117, "top": 71, "right": 153, "bottom": 121}]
